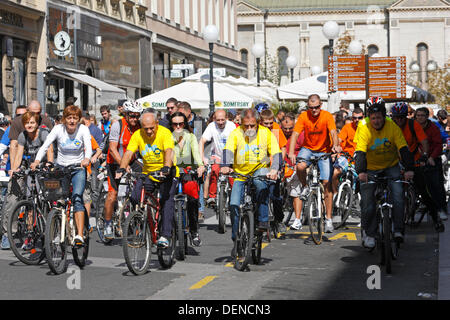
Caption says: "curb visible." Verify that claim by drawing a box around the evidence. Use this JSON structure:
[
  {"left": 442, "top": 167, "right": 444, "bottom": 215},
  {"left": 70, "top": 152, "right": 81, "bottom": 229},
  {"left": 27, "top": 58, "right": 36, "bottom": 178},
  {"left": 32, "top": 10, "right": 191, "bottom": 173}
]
[{"left": 438, "top": 217, "right": 450, "bottom": 300}]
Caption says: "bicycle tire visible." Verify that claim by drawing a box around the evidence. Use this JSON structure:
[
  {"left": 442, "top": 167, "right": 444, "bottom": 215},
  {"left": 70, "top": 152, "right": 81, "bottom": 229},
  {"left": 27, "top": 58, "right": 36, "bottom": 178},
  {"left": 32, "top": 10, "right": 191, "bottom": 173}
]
[
  {"left": 117, "top": 197, "right": 132, "bottom": 238},
  {"left": 383, "top": 209, "right": 392, "bottom": 274},
  {"left": 8, "top": 200, "right": 46, "bottom": 265},
  {"left": 95, "top": 190, "right": 112, "bottom": 244},
  {"left": 334, "top": 184, "right": 353, "bottom": 229},
  {"left": 157, "top": 218, "right": 176, "bottom": 269},
  {"left": 308, "top": 190, "right": 324, "bottom": 245},
  {"left": 234, "top": 210, "right": 254, "bottom": 271},
  {"left": 122, "top": 210, "right": 151, "bottom": 275},
  {"left": 218, "top": 184, "right": 227, "bottom": 234},
  {"left": 175, "top": 200, "right": 185, "bottom": 261},
  {"left": 45, "top": 209, "right": 68, "bottom": 275},
  {"left": 251, "top": 231, "right": 263, "bottom": 265},
  {"left": 72, "top": 210, "right": 90, "bottom": 269},
  {"left": 405, "top": 184, "right": 416, "bottom": 225}
]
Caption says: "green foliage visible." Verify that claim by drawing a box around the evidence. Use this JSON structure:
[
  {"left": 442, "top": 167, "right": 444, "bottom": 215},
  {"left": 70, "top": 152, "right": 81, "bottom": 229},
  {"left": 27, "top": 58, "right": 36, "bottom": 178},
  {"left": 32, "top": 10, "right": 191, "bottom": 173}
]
[{"left": 270, "top": 101, "right": 306, "bottom": 115}]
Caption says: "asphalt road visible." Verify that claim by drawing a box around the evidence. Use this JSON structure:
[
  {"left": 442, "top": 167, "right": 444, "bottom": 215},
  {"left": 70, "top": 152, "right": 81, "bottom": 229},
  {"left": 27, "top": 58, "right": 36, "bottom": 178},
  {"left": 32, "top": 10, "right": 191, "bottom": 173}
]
[{"left": 0, "top": 209, "right": 439, "bottom": 300}]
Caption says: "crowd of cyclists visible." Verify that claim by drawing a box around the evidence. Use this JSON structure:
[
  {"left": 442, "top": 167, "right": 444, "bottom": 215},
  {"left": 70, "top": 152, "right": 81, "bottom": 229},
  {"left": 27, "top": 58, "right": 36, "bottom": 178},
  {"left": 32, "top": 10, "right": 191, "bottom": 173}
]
[{"left": 0, "top": 92, "right": 449, "bottom": 273}]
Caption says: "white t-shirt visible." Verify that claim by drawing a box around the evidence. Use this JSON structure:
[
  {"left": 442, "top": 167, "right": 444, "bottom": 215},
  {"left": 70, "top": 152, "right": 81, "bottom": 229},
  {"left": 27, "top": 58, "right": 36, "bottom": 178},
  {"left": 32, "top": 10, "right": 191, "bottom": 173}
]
[
  {"left": 35, "top": 124, "right": 92, "bottom": 167},
  {"left": 202, "top": 120, "right": 236, "bottom": 159}
]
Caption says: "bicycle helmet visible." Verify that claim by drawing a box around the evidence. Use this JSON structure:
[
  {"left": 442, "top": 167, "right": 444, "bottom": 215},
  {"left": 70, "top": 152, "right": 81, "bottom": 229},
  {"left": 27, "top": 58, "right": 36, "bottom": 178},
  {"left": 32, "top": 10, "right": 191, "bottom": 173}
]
[
  {"left": 391, "top": 102, "right": 409, "bottom": 117},
  {"left": 123, "top": 100, "right": 143, "bottom": 113},
  {"left": 366, "top": 96, "right": 386, "bottom": 117},
  {"left": 255, "top": 102, "right": 269, "bottom": 114}
]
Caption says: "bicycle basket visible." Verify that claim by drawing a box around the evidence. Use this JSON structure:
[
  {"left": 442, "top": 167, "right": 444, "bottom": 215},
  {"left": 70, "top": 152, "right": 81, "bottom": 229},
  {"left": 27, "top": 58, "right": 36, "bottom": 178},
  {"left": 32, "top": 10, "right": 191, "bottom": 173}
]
[{"left": 39, "top": 173, "right": 70, "bottom": 201}]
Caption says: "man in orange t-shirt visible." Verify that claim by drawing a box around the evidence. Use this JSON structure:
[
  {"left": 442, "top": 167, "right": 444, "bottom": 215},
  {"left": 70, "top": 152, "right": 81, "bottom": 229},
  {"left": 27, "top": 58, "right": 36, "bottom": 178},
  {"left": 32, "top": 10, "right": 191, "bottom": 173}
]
[
  {"left": 288, "top": 94, "right": 342, "bottom": 233},
  {"left": 259, "top": 109, "right": 288, "bottom": 234}
]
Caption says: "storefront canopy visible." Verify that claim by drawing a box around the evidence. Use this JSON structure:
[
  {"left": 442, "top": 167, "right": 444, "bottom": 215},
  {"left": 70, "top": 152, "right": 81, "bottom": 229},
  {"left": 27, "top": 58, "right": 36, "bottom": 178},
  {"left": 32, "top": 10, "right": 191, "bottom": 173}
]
[{"left": 46, "top": 67, "right": 126, "bottom": 94}]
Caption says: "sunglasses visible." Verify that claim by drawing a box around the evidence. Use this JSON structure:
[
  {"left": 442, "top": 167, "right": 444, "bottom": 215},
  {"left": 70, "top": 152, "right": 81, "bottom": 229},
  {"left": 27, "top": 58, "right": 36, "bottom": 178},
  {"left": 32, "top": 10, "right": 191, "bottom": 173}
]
[
  {"left": 128, "top": 114, "right": 140, "bottom": 119},
  {"left": 352, "top": 116, "right": 364, "bottom": 120},
  {"left": 172, "top": 122, "right": 185, "bottom": 127},
  {"left": 309, "top": 104, "right": 321, "bottom": 110}
]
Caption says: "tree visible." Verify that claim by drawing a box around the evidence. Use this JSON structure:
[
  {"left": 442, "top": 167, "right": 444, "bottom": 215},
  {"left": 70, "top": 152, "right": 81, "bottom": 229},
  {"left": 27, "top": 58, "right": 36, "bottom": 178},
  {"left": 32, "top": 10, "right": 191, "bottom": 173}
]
[
  {"left": 255, "top": 53, "right": 281, "bottom": 86},
  {"left": 427, "top": 67, "right": 450, "bottom": 108},
  {"left": 334, "top": 31, "right": 367, "bottom": 55}
]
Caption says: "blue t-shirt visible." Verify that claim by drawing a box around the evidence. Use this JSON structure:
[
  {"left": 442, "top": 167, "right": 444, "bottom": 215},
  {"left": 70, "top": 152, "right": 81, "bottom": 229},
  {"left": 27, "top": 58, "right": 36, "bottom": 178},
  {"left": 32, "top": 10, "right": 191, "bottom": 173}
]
[
  {"left": 0, "top": 127, "right": 11, "bottom": 173},
  {"left": 430, "top": 119, "right": 449, "bottom": 143}
]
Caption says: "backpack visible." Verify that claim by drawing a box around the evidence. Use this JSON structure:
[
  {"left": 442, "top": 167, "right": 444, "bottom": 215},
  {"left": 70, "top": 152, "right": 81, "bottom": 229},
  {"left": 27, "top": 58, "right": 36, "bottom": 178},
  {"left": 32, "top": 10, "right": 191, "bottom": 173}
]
[
  {"left": 408, "top": 119, "right": 419, "bottom": 154},
  {"left": 102, "top": 120, "right": 122, "bottom": 154}
]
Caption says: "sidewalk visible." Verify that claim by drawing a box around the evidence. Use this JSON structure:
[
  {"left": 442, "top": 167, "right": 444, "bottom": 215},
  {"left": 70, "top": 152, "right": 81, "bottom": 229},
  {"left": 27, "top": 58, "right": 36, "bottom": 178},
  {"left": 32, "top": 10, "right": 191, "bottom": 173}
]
[{"left": 438, "top": 217, "right": 450, "bottom": 300}]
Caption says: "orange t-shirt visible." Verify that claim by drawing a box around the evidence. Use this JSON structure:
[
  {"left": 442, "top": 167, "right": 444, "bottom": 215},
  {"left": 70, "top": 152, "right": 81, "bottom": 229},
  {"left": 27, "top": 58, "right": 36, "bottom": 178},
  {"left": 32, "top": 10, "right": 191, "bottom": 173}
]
[
  {"left": 400, "top": 120, "right": 427, "bottom": 163},
  {"left": 339, "top": 122, "right": 358, "bottom": 156},
  {"left": 293, "top": 110, "right": 336, "bottom": 153},
  {"left": 271, "top": 122, "right": 287, "bottom": 149},
  {"left": 87, "top": 136, "right": 99, "bottom": 175}
]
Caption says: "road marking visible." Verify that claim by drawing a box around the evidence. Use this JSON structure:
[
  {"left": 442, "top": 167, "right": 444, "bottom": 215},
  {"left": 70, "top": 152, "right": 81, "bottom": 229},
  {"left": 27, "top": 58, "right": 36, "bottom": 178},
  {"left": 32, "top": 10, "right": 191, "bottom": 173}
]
[
  {"left": 416, "top": 234, "right": 426, "bottom": 243},
  {"left": 189, "top": 276, "right": 218, "bottom": 290},
  {"left": 329, "top": 232, "right": 357, "bottom": 241}
]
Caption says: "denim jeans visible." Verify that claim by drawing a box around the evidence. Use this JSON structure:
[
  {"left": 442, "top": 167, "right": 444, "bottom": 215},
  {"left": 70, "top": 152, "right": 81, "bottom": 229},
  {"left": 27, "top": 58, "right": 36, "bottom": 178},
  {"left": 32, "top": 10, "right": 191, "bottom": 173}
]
[
  {"left": 59, "top": 166, "right": 86, "bottom": 213},
  {"left": 229, "top": 168, "right": 271, "bottom": 241},
  {"left": 360, "top": 164, "right": 404, "bottom": 238},
  {"left": 297, "top": 147, "right": 332, "bottom": 181},
  {"left": 269, "top": 179, "right": 283, "bottom": 223}
]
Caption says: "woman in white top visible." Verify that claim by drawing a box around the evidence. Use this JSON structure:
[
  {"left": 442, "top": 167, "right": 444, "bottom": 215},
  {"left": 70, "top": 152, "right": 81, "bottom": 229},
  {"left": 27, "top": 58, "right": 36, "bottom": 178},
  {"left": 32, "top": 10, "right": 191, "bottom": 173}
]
[{"left": 31, "top": 105, "right": 92, "bottom": 247}]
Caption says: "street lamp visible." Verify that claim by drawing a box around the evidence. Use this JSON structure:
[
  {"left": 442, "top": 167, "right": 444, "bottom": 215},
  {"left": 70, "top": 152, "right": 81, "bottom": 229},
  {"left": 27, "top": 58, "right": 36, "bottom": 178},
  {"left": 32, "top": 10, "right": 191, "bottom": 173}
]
[
  {"left": 427, "top": 61, "right": 437, "bottom": 72},
  {"left": 203, "top": 24, "right": 219, "bottom": 116},
  {"left": 311, "top": 65, "right": 321, "bottom": 76},
  {"left": 348, "top": 40, "right": 363, "bottom": 55},
  {"left": 410, "top": 60, "right": 438, "bottom": 90},
  {"left": 252, "top": 43, "right": 265, "bottom": 87},
  {"left": 322, "top": 21, "right": 339, "bottom": 56},
  {"left": 286, "top": 55, "right": 298, "bottom": 83}
]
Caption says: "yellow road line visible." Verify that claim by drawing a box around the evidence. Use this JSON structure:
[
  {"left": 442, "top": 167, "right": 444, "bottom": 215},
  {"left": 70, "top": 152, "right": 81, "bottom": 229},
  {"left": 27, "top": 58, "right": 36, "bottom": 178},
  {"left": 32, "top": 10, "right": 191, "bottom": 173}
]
[{"left": 189, "top": 276, "right": 218, "bottom": 290}]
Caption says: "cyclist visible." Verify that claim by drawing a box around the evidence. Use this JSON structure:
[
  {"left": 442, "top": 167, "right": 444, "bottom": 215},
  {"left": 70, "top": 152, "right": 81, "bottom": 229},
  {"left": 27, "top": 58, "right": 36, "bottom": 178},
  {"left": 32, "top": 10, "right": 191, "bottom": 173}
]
[
  {"left": 354, "top": 97, "right": 414, "bottom": 249},
  {"left": 98, "top": 105, "right": 112, "bottom": 137},
  {"left": 288, "top": 94, "right": 342, "bottom": 233},
  {"left": 116, "top": 111, "right": 178, "bottom": 248},
  {"left": 220, "top": 108, "right": 281, "bottom": 257},
  {"left": 31, "top": 105, "right": 92, "bottom": 248},
  {"left": 281, "top": 113, "right": 305, "bottom": 230},
  {"left": 170, "top": 111, "right": 205, "bottom": 246},
  {"left": 103, "top": 100, "right": 142, "bottom": 240},
  {"left": 414, "top": 107, "right": 447, "bottom": 227}
]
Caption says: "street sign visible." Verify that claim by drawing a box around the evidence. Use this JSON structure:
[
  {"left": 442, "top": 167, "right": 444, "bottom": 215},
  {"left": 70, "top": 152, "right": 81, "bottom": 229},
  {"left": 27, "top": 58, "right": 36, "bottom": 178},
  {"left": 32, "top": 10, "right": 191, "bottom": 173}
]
[
  {"left": 172, "top": 64, "right": 194, "bottom": 70},
  {"left": 368, "top": 56, "right": 407, "bottom": 99},
  {"left": 198, "top": 68, "right": 227, "bottom": 77},
  {"left": 53, "top": 30, "right": 71, "bottom": 57},
  {"left": 328, "top": 55, "right": 366, "bottom": 92}
]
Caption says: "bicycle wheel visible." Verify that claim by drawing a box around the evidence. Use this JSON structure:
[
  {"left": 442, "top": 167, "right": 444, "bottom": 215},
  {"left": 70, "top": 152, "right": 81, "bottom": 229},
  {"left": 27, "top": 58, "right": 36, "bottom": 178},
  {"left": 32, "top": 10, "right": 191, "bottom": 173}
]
[
  {"left": 308, "top": 190, "right": 324, "bottom": 245},
  {"left": 382, "top": 209, "right": 392, "bottom": 274},
  {"left": 157, "top": 220, "right": 176, "bottom": 269},
  {"left": 95, "top": 190, "right": 112, "bottom": 244},
  {"left": 334, "top": 184, "right": 353, "bottom": 229},
  {"left": 45, "top": 209, "right": 68, "bottom": 275},
  {"left": 404, "top": 185, "right": 416, "bottom": 225},
  {"left": 72, "top": 210, "right": 90, "bottom": 269},
  {"left": 234, "top": 210, "right": 254, "bottom": 271},
  {"left": 117, "top": 197, "right": 132, "bottom": 238},
  {"left": 8, "top": 200, "right": 46, "bottom": 265},
  {"left": 175, "top": 200, "right": 185, "bottom": 261},
  {"left": 217, "top": 184, "right": 227, "bottom": 234},
  {"left": 122, "top": 210, "right": 151, "bottom": 275},
  {"left": 251, "top": 231, "right": 263, "bottom": 265}
]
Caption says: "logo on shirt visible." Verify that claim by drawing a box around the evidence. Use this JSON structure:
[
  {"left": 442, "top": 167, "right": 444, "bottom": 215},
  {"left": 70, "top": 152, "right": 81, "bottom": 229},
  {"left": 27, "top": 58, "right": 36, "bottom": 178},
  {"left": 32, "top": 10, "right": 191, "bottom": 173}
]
[
  {"left": 370, "top": 138, "right": 392, "bottom": 151},
  {"left": 142, "top": 144, "right": 162, "bottom": 156},
  {"left": 239, "top": 144, "right": 260, "bottom": 156},
  {"left": 60, "top": 138, "right": 82, "bottom": 149}
]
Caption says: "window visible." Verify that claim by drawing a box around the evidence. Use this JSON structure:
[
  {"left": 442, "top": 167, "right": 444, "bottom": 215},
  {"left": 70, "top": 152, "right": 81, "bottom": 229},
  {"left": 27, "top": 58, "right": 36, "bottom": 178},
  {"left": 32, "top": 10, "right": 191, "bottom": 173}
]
[
  {"left": 278, "top": 47, "right": 289, "bottom": 76},
  {"left": 174, "top": 0, "right": 180, "bottom": 24},
  {"left": 184, "top": 0, "right": 190, "bottom": 28},
  {"left": 323, "top": 45, "right": 330, "bottom": 71},
  {"left": 240, "top": 49, "right": 248, "bottom": 64},
  {"left": 223, "top": 0, "right": 229, "bottom": 43},
  {"left": 368, "top": 45, "right": 379, "bottom": 57}
]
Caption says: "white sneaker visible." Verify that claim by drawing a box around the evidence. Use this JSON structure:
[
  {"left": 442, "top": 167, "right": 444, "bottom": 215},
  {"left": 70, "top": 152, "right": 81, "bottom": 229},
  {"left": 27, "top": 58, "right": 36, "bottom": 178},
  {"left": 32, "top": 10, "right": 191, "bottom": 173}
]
[
  {"left": 439, "top": 210, "right": 448, "bottom": 221},
  {"left": 290, "top": 218, "right": 302, "bottom": 230},
  {"left": 325, "top": 219, "right": 334, "bottom": 233},
  {"left": 362, "top": 231, "right": 375, "bottom": 249}
]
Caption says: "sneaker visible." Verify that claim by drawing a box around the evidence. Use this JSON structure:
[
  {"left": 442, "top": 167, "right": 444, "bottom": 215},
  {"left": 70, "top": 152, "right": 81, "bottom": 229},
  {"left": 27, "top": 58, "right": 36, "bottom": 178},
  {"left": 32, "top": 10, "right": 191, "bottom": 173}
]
[
  {"left": 206, "top": 198, "right": 216, "bottom": 206},
  {"left": 104, "top": 223, "right": 114, "bottom": 239},
  {"left": 325, "top": 219, "right": 334, "bottom": 233},
  {"left": 1, "top": 234, "right": 10, "bottom": 250},
  {"left": 21, "top": 238, "right": 33, "bottom": 251},
  {"left": 73, "top": 235, "right": 84, "bottom": 248},
  {"left": 394, "top": 232, "right": 404, "bottom": 243},
  {"left": 363, "top": 235, "right": 376, "bottom": 249},
  {"left": 191, "top": 232, "right": 202, "bottom": 247},
  {"left": 299, "top": 186, "right": 310, "bottom": 201},
  {"left": 438, "top": 210, "right": 448, "bottom": 221},
  {"left": 290, "top": 218, "right": 302, "bottom": 230},
  {"left": 157, "top": 236, "right": 169, "bottom": 248}
]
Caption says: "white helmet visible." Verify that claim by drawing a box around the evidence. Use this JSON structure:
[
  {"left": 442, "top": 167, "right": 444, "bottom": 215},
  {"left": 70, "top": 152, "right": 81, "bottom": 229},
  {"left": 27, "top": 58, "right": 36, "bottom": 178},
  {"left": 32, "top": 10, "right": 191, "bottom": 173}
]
[{"left": 123, "top": 100, "right": 143, "bottom": 113}]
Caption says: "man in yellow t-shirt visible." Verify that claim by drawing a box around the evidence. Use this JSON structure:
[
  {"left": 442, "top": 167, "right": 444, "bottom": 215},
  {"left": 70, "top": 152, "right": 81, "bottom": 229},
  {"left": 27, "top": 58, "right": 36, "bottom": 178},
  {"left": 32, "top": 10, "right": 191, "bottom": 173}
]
[
  {"left": 220, "top": 109, "right": 281, "bottom": 256},
  {"left": 354, "top": 97, "right": 414, "bottom": 249},
  {"left": 116, "top": 111, "right": 178, "bottom": 248}
]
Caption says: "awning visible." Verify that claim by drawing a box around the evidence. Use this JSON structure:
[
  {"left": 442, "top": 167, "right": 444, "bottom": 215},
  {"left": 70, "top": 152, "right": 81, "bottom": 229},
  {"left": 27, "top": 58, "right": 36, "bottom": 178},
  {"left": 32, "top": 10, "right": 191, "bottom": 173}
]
[{"left": 46, "top": 67, "right": 126, "bottom": 94}]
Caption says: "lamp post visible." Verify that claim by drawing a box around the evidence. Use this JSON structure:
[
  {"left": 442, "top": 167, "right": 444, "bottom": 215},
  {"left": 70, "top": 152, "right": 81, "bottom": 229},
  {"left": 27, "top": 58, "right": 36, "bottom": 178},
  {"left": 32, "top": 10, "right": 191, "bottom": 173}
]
[
  {"left": 311, "top": 65, "right": 321, "bottom": 76},
  {"left": 203, "top": 24, "right": 219, "bottom": 116},
  {"left": 286, "top": 55, "right": 298, "bottom": 83},
  {"left": 252, "top": 43, "right": 265, "bottom": 87},
  {"left": 322, "top": 21, "right": 339, "bottom": 56},
  {"left": 410, "top": 60, "right": 437, "bottom": 90},
  {"left": 348, "top": 40, "right": 363, "bottom": 55}
]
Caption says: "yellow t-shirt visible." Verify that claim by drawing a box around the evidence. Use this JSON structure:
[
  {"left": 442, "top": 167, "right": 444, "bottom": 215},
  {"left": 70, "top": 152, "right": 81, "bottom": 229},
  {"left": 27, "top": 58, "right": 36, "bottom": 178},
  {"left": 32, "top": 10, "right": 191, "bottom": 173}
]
[
  {"left": 127, "top": 125, "right": 179, "bottom": 177},
  {"left": 354, "top": 117, "right": 407, "bottom": 171},
  {"left": 224, "top": 125, "right": 281, "bottom": 180}
]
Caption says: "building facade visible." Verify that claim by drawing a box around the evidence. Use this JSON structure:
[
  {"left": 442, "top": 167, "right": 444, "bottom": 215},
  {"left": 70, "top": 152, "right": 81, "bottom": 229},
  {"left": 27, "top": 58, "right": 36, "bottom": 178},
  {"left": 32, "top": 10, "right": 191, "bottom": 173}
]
[
  {"left": 0, "top": 0, "right": 46, "bottom": 116},
  {"left": 237, "top": 0, "right": 450, "bottom": 88}
]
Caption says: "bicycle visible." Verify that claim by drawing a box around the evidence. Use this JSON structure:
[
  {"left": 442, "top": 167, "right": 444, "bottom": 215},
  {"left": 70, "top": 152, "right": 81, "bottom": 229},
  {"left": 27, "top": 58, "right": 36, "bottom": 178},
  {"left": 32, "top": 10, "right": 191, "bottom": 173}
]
[
  {"left": 282, "top": 164, "right": 308, "bottom": 228},
  {"left": 216, "top": 172, "right": 232, "bottom": 234},
  {"left": 332, "top": 153, "right": 360, "bottom": 229},
  {"left": 7, "top": 164, "right": 52, "bottom": 265},
  {"left": 364, "top": 173, "right": 405, "bottom": 274},
  {"left": 122, "top": 170, "right": 176, "bottom": 275},
  {"left": 44, "top": 164, "right": 90, "bottom": 275},
  {"left": 231, "top": 172, "right": 275, "bottom": 271},
  {"left": 298, "top": 153, "right": 332, "bottom": 245}
]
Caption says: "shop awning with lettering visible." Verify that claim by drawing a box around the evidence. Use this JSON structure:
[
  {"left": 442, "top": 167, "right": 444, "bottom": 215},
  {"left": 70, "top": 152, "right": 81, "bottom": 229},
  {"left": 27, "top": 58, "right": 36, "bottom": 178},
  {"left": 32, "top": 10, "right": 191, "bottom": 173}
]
[{"left": 46, "top": 67, "right": 126, "bottom": 94}]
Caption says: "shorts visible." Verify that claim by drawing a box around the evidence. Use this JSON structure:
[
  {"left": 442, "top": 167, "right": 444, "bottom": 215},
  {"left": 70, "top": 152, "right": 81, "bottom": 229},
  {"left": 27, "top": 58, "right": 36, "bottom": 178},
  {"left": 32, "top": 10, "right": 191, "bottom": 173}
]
[
  {"left": 286, "top": 173, "right": 302, "bottom": 198},
  {"left": 333, "top": 155, "right": 349, "bottom": 172},
  {"left": 296, "top": 147, "right": 332, "bottom": 181},
  {"left": 106, "top": 163, "right": 119, "bottom": 192}
]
